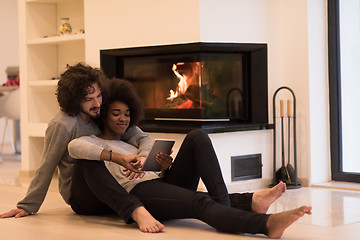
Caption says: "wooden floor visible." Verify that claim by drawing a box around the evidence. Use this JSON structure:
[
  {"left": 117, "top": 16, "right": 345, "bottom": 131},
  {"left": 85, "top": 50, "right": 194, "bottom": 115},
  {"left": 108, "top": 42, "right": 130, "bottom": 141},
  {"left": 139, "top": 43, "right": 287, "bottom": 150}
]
[{"left": 1, "top": 149, "right": 360, "bottom": 240}]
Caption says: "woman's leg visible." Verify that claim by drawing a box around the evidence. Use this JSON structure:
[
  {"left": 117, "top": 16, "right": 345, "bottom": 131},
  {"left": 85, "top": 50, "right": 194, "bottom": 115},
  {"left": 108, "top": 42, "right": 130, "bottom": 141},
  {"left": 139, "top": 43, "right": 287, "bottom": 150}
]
[
  {"left": 70, "top": 159, "right": 143, "bottom": 223},
  {"left": 163, "top": 129, "right": 286, "bottom": 213},
  {"left": 130, "top": 179, "right": 269, "bottom": 235},
  {"left": 163, "top": 129, "right": 231, "bottom": 206}
]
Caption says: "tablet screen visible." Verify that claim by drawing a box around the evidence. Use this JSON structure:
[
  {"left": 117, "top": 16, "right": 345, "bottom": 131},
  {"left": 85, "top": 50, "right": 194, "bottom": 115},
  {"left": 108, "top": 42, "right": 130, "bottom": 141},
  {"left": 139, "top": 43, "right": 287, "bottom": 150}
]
[{"left": 141, "top": 139, "right": 175, "bottom": 171}]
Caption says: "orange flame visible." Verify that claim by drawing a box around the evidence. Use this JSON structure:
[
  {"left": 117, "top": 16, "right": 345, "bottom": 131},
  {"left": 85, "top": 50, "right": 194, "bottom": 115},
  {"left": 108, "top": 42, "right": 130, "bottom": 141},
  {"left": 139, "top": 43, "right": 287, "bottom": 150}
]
[{"left": 167, "top": 63, "right": 188, "bottom": 101}]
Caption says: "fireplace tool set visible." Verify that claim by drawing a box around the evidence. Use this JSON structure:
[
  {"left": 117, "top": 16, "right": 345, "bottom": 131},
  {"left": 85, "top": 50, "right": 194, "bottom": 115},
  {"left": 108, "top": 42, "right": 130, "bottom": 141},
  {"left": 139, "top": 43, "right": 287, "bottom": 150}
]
[{"left": 272, "top": 86, "right": 301, "bottom": 189}]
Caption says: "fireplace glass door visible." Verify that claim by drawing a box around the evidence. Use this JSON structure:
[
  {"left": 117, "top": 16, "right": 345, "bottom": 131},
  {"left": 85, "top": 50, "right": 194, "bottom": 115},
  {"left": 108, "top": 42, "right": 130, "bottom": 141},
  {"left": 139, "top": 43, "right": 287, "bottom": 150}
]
[{"left": 122, "top": 53, "right": 247, "bottom": 121}]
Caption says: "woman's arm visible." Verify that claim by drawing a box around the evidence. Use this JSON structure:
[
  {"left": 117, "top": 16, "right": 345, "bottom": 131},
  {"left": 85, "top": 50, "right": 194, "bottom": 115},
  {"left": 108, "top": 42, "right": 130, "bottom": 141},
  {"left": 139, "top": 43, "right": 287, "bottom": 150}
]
[{"left": 68, "top": 136, "right": 143, "bottom": 173}]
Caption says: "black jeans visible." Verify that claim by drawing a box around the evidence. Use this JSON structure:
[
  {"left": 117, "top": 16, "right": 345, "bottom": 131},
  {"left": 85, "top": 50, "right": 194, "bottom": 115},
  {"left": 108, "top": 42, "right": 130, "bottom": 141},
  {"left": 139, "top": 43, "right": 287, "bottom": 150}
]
[
  {"left": 163, "top": 129, "right": 252, "bottom": 209},
  {"left": 129, "top": 129, "right": 269, "bottom": 234},
  {"left": 130, "top": 180, "right": 269, "bottom": 234},
  {"left": 70, "top": 159, "right": 143, "bottom": 223},
  {"left": 70, "top": 129, "right": 268, "bottom": 232}
]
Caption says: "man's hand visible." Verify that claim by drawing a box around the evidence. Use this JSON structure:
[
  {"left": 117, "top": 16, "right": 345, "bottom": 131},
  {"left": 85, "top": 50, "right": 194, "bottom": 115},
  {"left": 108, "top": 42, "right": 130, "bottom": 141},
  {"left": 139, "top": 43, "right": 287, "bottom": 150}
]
[
  {"left": 0, "top": 208, "right": 29, "bottom": 218},
  {"left": 124, "top": 157, "right": 146, "bottom": 180},
  {"left": 118, "top": 154, "right": 144, "bottom": 174}
]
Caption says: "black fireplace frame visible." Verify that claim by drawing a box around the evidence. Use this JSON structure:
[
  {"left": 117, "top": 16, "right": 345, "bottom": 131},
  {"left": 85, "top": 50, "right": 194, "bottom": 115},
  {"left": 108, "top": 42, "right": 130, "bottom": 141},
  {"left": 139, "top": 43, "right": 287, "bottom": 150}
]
[{"left": 100, "top": 42, "right": 271, "bottom": 133}]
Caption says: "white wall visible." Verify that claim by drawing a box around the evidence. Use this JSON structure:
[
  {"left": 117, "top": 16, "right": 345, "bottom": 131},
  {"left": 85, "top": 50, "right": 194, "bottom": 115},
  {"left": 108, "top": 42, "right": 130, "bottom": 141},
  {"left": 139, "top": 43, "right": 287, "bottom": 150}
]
[
  {"left": 84, "top": 0, "right": 200, "bottom": 66},
  {"left": 0, "top": 0, "right": 19, "bottom": 84},
  {"left": 84, "top": 0, "right": 331, "bottom": 187},
  {"left": 0, "top": 0, "right": 19, "bottom": 145},
  {"left": 307, "top": 0, "right": 330, "bottom": 183}
]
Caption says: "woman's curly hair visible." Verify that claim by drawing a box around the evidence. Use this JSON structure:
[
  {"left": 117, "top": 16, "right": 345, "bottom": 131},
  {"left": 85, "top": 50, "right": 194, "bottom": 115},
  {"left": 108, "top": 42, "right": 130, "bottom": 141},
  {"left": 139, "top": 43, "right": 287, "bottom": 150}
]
[
  {"left": 56, "top": 63, "right": 107, "bottom": 116},
  {"left": 98, "top": 78, "right": 144, "bottom": 130}
]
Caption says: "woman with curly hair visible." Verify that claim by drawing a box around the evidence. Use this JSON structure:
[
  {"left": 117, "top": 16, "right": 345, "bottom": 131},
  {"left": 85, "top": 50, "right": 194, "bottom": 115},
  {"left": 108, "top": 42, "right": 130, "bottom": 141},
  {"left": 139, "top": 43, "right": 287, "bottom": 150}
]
[{"left": 69, "top": 78, "right": 312, "bottom": 238}]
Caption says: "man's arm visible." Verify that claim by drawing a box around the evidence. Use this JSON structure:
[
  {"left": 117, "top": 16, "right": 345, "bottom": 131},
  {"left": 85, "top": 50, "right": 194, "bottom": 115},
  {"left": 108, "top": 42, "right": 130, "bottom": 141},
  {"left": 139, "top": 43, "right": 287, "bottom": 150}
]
[
  {"left": 121, "top": 126, "right": 154, "bottom": 158},
  {"left": 68, "top": 136, "right": 104, "bottom": 161},
  {"left": 1, "top": 122, "right": 72, "bottom": 217}
]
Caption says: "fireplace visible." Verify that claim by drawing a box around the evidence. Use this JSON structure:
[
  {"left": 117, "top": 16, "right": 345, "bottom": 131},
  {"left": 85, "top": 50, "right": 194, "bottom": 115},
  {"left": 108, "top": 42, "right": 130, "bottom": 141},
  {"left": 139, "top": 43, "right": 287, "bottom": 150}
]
[{"left": 100, "top": 42, "right": 270, "bottom": 133}]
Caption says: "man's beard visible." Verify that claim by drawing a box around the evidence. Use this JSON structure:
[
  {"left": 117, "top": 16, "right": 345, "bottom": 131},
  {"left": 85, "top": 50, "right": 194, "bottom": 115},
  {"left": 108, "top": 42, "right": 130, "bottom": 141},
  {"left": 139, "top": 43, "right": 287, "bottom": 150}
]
[{"left": 82, "top": 107, "right": 100, "bottom": 118}]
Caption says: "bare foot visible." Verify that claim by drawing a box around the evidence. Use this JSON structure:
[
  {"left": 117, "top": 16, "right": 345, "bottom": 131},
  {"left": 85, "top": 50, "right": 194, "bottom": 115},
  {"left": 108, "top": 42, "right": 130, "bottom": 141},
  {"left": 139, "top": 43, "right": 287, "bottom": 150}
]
[
  {"left": 266, "top": 206, "right": 312, "bottom": 239},
  {"left": 131, "top": 206, "right": 164, "bottom": 233},
  {"left": 252, "top": 181, "right": 286, "bottom": 213}
]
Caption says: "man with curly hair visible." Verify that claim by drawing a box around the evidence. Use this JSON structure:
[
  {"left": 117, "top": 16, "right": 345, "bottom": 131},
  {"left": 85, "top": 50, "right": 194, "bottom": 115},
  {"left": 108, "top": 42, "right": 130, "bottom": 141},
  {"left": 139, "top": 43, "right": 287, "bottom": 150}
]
[{"left": 0, "top": 63, "right": 162, "bottom": 231}]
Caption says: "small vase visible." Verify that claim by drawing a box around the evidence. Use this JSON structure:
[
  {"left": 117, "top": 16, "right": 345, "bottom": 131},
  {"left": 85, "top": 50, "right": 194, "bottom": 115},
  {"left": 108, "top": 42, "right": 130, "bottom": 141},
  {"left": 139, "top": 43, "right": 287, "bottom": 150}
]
[{"left": 59, "top": 18, "right": 72, "bottom": 35}]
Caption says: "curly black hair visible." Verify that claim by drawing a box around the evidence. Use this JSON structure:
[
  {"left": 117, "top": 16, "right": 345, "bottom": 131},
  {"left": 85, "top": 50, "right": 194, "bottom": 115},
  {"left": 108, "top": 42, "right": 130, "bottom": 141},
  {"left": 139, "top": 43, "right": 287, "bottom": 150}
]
[
  {"left": 98, "top": 78, "right": 144, "bottom": 130},
  {"left": 56, "top": 63, "right": 107, "bottom": 116}
]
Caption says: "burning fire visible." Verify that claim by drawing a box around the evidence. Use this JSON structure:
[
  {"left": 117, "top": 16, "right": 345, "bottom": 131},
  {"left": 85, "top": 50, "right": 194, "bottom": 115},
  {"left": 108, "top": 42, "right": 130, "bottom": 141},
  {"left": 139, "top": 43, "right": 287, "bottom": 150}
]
[
  {"left": 168, "top": 89, "right": 178, "bottom": 99},
  {"left": 166, "top": 62, "right": 201, "bottom": 109},
  {"left": 167, "top": 63, "right": 188, "bottom": 101}
]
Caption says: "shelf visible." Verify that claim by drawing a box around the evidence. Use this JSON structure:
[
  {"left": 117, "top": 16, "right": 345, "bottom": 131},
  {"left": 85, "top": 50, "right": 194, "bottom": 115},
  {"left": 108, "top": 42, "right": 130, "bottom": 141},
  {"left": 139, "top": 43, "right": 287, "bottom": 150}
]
[
  {"left": 26, "top": 0, "right": 84, "bottom": 40},
  {"left": 27, "top": 33, "right": 85, "bottom": 45},
  {"left": 20, "top": 0, "right": 85, "bottom": 170},
  {"left": 27, "top": 123, "right": 48, "bottom": 137},
  {"left": 27, "top": 41, "right": 85, "bottom": 80},
  {"left": 28, "top": 86, "right": 59, "bottom": 123}
]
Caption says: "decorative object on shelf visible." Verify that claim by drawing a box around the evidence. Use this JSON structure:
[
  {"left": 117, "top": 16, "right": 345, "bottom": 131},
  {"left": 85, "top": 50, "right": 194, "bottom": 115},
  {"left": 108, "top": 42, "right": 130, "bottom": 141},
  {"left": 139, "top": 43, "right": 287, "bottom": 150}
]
[
  {"left": 59, "top": 18, "right": 72, "bottom": 35},
  {"left": 271, "top": 86, "right": 301, "bottom": 189}
]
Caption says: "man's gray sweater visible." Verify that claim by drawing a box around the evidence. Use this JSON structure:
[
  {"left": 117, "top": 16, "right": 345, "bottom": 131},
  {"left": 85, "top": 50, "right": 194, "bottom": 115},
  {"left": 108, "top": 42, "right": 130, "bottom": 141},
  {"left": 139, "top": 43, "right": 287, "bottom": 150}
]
[{"left": 16, "top": 111, "right": 152, "bottom": 214}]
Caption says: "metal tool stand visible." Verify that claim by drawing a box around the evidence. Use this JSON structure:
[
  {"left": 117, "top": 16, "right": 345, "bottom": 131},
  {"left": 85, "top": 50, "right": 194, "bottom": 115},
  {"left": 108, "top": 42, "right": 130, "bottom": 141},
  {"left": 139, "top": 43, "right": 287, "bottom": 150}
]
[{"left": 272, "top": 86, "right": 301, "bottom": 189}]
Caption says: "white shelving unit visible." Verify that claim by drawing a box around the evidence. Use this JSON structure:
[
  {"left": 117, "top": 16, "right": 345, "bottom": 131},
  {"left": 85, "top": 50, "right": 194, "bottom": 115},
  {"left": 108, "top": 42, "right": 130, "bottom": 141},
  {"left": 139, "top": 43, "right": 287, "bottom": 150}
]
[{"left": 19, "top": 0, "right": 85, "bottom": 172}]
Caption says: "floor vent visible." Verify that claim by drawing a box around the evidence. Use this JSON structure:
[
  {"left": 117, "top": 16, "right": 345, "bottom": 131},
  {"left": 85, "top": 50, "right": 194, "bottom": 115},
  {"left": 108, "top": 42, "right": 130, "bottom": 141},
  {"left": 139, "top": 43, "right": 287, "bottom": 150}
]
[{"left": 231, "top": 154, "right": 262, "bottom": 181}]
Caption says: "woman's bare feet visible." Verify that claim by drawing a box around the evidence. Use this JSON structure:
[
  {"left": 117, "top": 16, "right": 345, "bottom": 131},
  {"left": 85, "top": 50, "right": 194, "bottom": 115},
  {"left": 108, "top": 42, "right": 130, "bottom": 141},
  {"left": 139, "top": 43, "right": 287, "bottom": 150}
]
[
  {"left": 266, "top": 206, "right": 312, "bottom": 239},
  {"left": 252, "top": 181, "right": 286, "bottom": 213},
  {"left": 131, "top": 206, "right": 164, "bottom": 233}
]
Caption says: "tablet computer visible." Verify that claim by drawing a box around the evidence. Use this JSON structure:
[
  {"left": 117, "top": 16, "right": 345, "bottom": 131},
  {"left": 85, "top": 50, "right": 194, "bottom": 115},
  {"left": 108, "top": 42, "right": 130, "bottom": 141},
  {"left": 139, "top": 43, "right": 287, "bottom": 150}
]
[{"left": 141, "top": 139, "right": 175, "bottom": 171}]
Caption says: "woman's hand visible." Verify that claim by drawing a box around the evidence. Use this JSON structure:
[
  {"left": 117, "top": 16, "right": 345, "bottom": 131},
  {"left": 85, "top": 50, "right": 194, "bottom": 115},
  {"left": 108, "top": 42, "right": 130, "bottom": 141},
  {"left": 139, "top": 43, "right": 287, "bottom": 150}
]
[
  {"left": 123, "top": 157, "right": 146, "bottom": 180},
  {"left": 155, "top": 152, "right": 173, "bottom": 176}
]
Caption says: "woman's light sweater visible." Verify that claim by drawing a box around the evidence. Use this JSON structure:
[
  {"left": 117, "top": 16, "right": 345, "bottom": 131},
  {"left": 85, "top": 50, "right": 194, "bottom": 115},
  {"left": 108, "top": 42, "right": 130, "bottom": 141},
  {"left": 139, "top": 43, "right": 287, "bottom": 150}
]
[{"left": 68, "top": 135, "right": 159, "bottom": 192}]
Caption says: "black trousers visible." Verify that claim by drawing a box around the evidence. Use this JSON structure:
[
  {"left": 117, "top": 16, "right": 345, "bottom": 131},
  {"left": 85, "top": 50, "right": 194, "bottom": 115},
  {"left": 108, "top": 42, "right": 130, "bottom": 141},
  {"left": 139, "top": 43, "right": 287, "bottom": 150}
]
[
  {"left": 70, "top": 129, "right": 268, "bottom": 233},
  {"left": 130, "top": 129, "right": 269, "bottom": 234},
  {"left": 130, "top": 179, "right": 268, "bottom": 234},
  {"left": 70, "top": 159, "right": 142, "bottom": 223}
]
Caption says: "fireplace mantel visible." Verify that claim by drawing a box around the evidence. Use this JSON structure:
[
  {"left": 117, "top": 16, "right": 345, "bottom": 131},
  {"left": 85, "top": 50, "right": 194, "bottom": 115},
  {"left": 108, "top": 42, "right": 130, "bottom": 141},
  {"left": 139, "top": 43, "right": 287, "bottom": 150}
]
[{"left": 139, "top": 120, "right": 274, "bottom": 134}]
